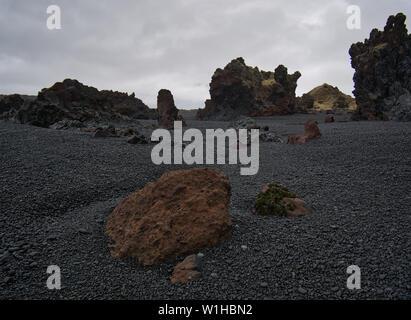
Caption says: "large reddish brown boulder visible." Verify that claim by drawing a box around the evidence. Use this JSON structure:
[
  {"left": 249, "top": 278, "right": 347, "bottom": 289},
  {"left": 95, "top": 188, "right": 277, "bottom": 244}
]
[
  {"left": 287, "top": 119, "right": 321, "bottom": 145},
  {"left": 282, "top": 198, "right": 311, "bottom": 217},
  {"left": 157, "top": 89, "right": 186, "bottom": 128},
  {"left": 170, "top": 255, "right": 202, "bottom": 284},
  {"left": 105, "top": 168, "right": 232, "bottom": 266},
  {"left": 350, "top": 13, "right": 411, "bottom": 121},
  {"left": 196, "top": 58, "right": 301, "bottom": 120}
]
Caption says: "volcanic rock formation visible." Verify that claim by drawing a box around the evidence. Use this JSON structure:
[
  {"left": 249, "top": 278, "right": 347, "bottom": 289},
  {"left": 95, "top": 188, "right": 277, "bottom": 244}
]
[
  {"left": 287, "top": 119, "right": 321, "bottom": 145},
  {"left": 350, "top": 13, "right": 411, "bottom": 121},
  {"left": 170, "top": 254, "right": 202, "bottom": 284},
  {"left": 105, "top": 168, "right": 232, "bottom": 266},
  {"left": 295, "top": 93, "right": 315, "bottom": 112},
  {"left": 0, "top": 94, "right": 25, "bottom": 114},
  {"left": 299, "top": 84, "right": 356, "bottom": 111},
  {"left": 16, "top": 79, "right": 156, "bottom": 127},
  {"left": 157, "top": 89, "right": 186, "bottom": 129},
  {"left": 196, "top": 58, "right": 301, "bottom": 120},
  {"left": 254, "top": 183, "right": 311, "bottom": 217}
]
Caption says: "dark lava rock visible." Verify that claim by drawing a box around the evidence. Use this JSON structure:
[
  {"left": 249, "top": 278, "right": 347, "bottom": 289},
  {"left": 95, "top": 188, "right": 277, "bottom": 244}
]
[
  {"left": 49, "top": 119, "right": 85, "bottom": 130},
  {"left": 105, "top": 168, "right": 232, "bottom": 265},
  {"left": 127, "top": 133, "right": 148, "bottom": 144},
  {"left": 287, "top": 119, "right": 321, "bottom": 145},
  {"left": 302, "top": 83, "right": 356, "bottom": 111},
  {"left": 350, "top": 13, "right": 411, "bottom": 121},
  {"left": 157, "top": 89, "right": 186, "bottom": 129},
  {"left": 325, "top": 115, "right": 335, "bottom": 123},
  {"left": 16, "top": 79, "right": 156, "bottom": 127},
  {"left": 295, "top": 93, "right": 315, "bottom": 113},
  {"left": 0, "top": 94, "right": 25, "bottom": 114},
  {"left": 93, "top": 125, "right": 117, "bottom": 138},
  {"left": 196, "top": 57, "right": 301, "bottom": 120}
]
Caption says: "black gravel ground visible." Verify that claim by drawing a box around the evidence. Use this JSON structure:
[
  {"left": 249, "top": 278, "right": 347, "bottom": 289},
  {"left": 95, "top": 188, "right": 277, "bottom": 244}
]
[{"left": 0, "top": 114, "right": 410, "bottom": 300}]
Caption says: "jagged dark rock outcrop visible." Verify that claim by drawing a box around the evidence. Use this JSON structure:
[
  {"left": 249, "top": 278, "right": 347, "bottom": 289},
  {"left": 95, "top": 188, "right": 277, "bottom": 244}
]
[
  {"left": 196, "top": 58, "right": 301, "bottom": 120},
  {"left": 0, "top": 94, "right": 34, "bottom": 119},
  {"left": 16, "top": 79, "right": 156, "bottom": 127},
  {"left": 350, "top": 13, "right": 411, "bottom": 121},
  {"left": 0, "top": 94, "right": 24, "bottom": 114}
]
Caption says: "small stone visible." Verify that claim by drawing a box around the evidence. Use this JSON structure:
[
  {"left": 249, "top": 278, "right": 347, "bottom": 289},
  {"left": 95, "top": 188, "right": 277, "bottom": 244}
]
[
  {"left": 241, "top": 245, "right": 248, "bottom": 250},
  {"left": 211, "top": 272, "right": 218, "bottom": 278},
  {"left": 4, "top": 277, "right": 12, "bottom": 284},
  {"left": 260, "top": 282, "right": 268, "bottom": 287},
  {"left": 298, "top": 287, "right": 307, "bottom": 294},
  {"left": 79, "top": 228, "right": 90, "bottom": 234}
]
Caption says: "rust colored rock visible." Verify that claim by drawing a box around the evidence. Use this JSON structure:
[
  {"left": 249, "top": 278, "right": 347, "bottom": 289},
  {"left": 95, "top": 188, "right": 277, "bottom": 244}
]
[
  {"left": 15, "top": 79, "right": 155, "bottom": 128},
  {"left": 287, "top": 119, "right": 321, "bottom": 145},
  {"left": 282, "top": 198, "right": 311, "bottom": 217},
  {"left": 105, "top": 168, "right": 232, "bottom": 266},
  {"left": 170, "top": 254, "right": 202, "bottom": 284},
  {"left": 196, "top": 58, "right": 301, "bottom": 120},
  {"left": 157, "top": 89, "right": 186, "bottom": 129}
]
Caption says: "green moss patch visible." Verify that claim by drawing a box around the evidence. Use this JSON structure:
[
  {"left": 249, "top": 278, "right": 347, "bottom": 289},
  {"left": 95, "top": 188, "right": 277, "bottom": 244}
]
[{"left": 254, "top": 183, "right": 299, "bottom": 216}]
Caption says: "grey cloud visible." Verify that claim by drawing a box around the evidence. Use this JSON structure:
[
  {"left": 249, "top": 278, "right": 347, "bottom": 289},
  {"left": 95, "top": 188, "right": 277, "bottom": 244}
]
[{"left": 0, "top": 0, "right": 410, "bottom": 108}]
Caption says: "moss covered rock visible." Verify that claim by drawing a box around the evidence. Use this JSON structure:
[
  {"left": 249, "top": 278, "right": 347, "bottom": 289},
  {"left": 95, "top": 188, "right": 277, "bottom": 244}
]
[{"left": 254, "top": 183, "right": 310, "bottom": 217}]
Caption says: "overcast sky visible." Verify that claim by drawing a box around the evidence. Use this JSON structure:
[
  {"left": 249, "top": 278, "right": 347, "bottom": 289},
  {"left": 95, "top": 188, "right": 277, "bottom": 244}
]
[{"left": 0, "top": 0, "right": 410, "bottom": 109}]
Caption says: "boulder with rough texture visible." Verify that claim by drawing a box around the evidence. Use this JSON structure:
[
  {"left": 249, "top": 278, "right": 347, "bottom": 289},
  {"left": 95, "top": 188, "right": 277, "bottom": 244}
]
[
  {"left": 157, "top": 89, "right": 186, "bottom": 129},
  {"left": 105, "top": 168, "right": 232, "bottom": 265},
  {"left": 170, "top": 254, "right": 202, "bottom": 283},
  {"left": 254, "top": 183, "right": 310, "bottom": 217},
  {"left": 49, "top": 119, "right": 85, "bottom": 130},
  {"left": 196, "top": 58, "right": 301, "bottom": 120},
  {"left": 16, "top": 79, "right": 156, "bottom": 127},
  {"left": 350, "top": 13, "right": 411, "bottom": 121},
  {"left": 287, "top": 119, "right": 321, "bottom": 145}
]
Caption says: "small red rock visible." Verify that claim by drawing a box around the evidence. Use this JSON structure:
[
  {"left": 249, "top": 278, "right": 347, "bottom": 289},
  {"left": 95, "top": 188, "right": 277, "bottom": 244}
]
[
  {"left": 170, "top": 255, "right": 201, "bottom": 284},
  {"left": 105, "top": 168, "right": 232, "bottom": 266}
]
